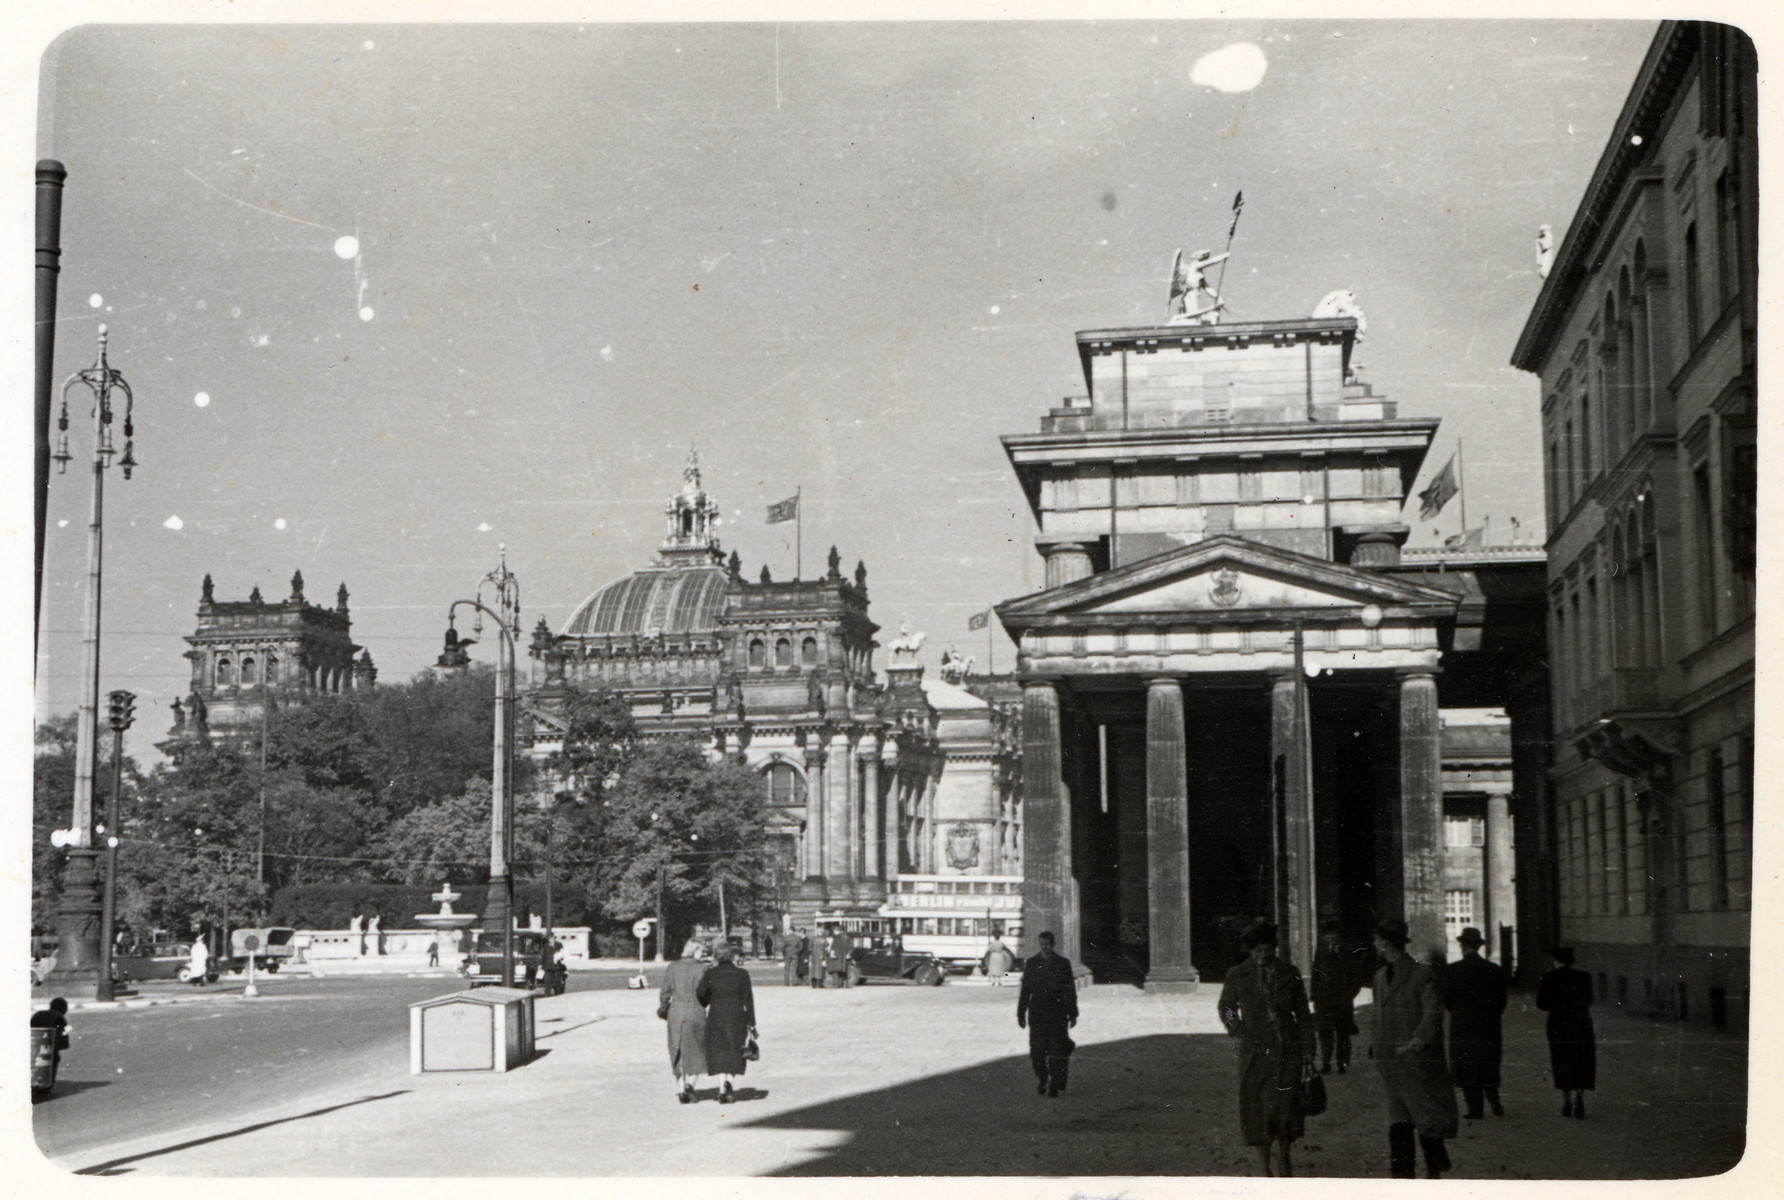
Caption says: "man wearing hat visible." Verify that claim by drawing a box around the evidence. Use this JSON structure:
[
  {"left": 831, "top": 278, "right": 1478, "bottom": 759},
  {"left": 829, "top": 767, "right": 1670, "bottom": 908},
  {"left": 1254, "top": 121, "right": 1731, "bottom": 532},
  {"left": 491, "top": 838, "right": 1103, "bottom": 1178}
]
[
  {"left": 1442, "top": 926, "right": 1508, "bottom": 1119},
  {"left": 1310, "top": 918, "right": 1364, "bottom": 1074},
  {"left": 1369, "top": 916, "right": 1459, "bottom": 1179}
]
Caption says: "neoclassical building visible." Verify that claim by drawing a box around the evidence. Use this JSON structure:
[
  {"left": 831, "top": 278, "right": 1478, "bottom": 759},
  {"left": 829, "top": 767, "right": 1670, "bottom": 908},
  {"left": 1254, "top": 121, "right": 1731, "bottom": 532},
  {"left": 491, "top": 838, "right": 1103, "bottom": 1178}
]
[
  {"left": 1511, "top": 22, "right": 1755, "bottom": 1028},
  {"left": 523, "top": 455, "right": 1018, "bottom": 932},
  {"left": 165, "top": 571, "right": 375, "bottom": 746},
  {"left": 995, "top": 302, "right": 1547, "bottom": 986}
]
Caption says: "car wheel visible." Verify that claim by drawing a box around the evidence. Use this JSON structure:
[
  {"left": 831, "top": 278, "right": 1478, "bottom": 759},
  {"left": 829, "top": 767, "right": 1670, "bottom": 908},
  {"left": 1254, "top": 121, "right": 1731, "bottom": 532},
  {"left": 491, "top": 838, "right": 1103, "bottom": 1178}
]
[
  {"left": 177, "top": 965, "right": 193, "bottom": 982},
  {"left": 265, "top": 961, "right": 280, "bottom": 974},
  {"left": 916, "top": 964, "right": 943, "bottom": 987}
]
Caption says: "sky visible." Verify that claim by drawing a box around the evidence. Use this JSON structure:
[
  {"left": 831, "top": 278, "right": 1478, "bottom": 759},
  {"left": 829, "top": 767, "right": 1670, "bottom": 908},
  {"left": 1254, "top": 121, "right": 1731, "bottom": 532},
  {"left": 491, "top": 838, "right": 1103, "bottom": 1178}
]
[{"left": 25, "top": 19, "right": 1660, "bottom": 761}]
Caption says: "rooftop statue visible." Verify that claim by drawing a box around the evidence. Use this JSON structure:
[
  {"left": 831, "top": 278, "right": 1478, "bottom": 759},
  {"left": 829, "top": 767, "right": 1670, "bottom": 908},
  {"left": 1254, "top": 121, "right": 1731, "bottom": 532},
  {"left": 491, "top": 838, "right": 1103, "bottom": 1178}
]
[
  {"left": 1313, "top": 288, "right": 1368, "bottom": 375},
  {"left": 1166, "top": 248, "right": 1229, "bottom": 325},
  {"left": 1536, "top": 224, "right": 1556, "bottom": 279}
]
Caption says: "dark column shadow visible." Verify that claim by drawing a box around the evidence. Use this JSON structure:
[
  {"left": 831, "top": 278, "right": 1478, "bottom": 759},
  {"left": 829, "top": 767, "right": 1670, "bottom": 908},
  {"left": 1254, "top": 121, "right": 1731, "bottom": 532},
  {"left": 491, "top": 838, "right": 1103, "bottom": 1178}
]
[
  {"left": 68, "top": 1090, "right": 411, "bottom": 1176},
  {"left": 32, "top": 1081, "right": 113, "bottom": 1103}
]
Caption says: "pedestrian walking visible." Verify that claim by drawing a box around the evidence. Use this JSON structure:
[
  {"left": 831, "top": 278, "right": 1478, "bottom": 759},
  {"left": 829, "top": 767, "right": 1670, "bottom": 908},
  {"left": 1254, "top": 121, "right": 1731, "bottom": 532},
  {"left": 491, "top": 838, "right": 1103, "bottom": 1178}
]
[
  {"left": 1442, "top": 926, "right": 1508, "bottom": 1119},
  {"left": 1016, "top": 930, "right": 1078, "bottom": 1097},
  {"left": 426, "top": 938, "right": 440, "bottom": 968},
  {"left": 697, "top": 942, "right": 758, "bottom": 1104},
  {"left": 185, "top": 935, "right": 210, "bottom": 985},
  {"left": 788, "top": 927, "right": 811, "bottom": 988},
  {"left": 1310, "top": 918, "right": 1363, "bottom": 1074},
  {"left": 983, "top": 931, "right": 1016, "bottom": 985},
  {"left": 1217, "top": 919, "right": 1315, "bottom": 1177},
  {"left": 824, "top": 926, "right": 852, "bottom": 988},
  {"left": 1536, "top": 947, "right": 1596, "bottom": 1119},
  {"left": 30, "top": 997, "right": 71, "bottom": 1099},
  {"left": 658, "top": 939, "right": 710, "bottom": 1103},
  {"left": 1369, "top": 917, "right": 1458, "bottom": 1179}
]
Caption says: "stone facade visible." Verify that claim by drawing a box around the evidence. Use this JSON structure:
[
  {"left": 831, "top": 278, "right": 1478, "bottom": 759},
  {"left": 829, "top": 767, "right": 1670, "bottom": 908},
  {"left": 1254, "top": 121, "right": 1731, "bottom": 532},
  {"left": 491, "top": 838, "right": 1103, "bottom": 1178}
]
[
  {"left": 166, "top": 570, "right": 374, "bottom": 746},
  {"left": 520, "top": 454, "right": 989, "bottom": 930},
  {"left": 1511, "top": 22, "right": 1755, "bottom": 1029}
]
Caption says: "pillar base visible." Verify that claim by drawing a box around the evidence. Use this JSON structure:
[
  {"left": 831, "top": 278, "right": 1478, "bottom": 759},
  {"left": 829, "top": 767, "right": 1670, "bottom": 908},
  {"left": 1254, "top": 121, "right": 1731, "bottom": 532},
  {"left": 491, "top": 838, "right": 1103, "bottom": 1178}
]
[{"left": 1143, "top": 972, "right": 1200, "bottom": 994}]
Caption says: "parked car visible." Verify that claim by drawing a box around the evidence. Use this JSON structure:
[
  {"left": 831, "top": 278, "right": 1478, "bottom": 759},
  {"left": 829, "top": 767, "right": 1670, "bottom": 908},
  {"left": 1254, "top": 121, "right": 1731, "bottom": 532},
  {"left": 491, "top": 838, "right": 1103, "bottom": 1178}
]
[
  {"left": 846, "top": 935, "right": 947, "bottom": 986},
  {"left": 114, "top": 941, "right": 218, "bottom": 984},
  {"left": 462, "top": 930, "right": 566, "bottom": 994}
]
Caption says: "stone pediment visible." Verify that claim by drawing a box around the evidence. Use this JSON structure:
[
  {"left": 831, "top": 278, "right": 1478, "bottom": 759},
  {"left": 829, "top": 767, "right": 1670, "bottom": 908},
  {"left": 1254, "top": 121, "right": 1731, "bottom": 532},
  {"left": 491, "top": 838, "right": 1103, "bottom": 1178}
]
[{"left": 998, "top": 535, "right": 1457, "bottom": 628}]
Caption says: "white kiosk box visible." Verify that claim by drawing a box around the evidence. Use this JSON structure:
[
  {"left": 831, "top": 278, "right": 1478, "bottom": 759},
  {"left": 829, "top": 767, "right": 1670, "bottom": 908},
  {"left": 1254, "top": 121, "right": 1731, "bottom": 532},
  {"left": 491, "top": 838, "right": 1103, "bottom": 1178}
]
[{"left": 409, "top": 987, "right": 536, "bottom": 1073}]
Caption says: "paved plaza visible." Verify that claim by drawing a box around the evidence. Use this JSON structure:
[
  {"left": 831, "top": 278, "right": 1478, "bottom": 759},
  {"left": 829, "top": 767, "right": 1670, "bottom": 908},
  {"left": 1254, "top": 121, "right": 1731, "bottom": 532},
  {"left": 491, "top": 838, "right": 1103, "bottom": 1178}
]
[{"left": 33, "top": 973, "right": 1748, "bottom": 1179}]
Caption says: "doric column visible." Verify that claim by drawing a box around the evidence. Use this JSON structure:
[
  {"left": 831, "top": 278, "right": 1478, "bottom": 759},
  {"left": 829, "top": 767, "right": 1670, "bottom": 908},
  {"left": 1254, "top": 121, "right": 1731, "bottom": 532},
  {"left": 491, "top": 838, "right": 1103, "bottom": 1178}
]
[
  {"left": 1042, "top": 541, "right": 1095, "bottom": 589},
  {"left": 1145, "top": 678, "right": 1196, "bottom": 988},
  {"left": 1021, "top": 681, "right": 1073, "bottom": 961},
  {"left": 861, "top": 739, "right": 883, "bottom": 880},
  {"left": 1270, "top": 669, "right": 1317, "bottom": 975},
  {"left": 803, "top": 742, "right": 828, "bottom": 884},
  {"left": 1398, "top": 670, "right": 1445, "bottom": 959},
  {"left": 826, "top": 732, "right": 852, "bottom": 882}
]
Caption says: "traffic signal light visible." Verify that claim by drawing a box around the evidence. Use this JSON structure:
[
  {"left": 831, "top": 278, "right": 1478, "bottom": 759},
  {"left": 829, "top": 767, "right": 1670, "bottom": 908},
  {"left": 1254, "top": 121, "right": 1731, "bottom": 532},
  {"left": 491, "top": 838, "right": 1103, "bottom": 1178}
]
[{"left": 107, "top": 689, "right": 136, "bottom": 731}]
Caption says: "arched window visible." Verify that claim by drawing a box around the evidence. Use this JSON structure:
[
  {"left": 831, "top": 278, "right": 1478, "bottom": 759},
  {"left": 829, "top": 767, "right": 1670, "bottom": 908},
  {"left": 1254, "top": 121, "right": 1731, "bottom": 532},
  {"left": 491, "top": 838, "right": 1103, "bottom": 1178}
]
[
  {"left": 265, "top": 654, "right": 279, "bottom": 685},
  {"left": 216, "top": 655, "right": 234, "bottom": 686},
  {"left": 775, "top": 638, "right": 793, "bottom": 668},
  {"left": 748, "top": 638, "right": 766, "bottom": 669},
  {"left": 764, "top": 761, "right": 807, "bottom": 807},
  {"left": 241, "top": 655, "right": 257, "bottom": 685},
  {"left": 1684, "top": 222, "right": 1702, "bottom": 344},
  {"left": 801, "top": 637, "right": 818, "bottom": 667}
]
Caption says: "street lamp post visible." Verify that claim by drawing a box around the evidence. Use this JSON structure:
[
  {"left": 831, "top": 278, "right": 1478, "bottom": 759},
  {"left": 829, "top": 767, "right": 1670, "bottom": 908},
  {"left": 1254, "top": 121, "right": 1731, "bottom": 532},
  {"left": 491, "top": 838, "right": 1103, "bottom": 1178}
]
[
  {"left": 47, "top": 326, "right": 137, "bottom": 992},
  {"left": 97, "top": 689, "right": 135, "bottom": 1001},
  {"left": 439, "top": 547, "right": 521, "bottom": 987}
]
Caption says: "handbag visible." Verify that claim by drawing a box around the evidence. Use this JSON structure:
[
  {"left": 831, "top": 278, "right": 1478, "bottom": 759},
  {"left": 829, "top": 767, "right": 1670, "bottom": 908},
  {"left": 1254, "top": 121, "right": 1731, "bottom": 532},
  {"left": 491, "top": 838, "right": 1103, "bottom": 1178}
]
[
  {"left": 1300, "top": 1069, "right": 1328, "bottom": 1116},
  {"left": 742, "top": 1027, "right": 761, "bottom": 1062}
]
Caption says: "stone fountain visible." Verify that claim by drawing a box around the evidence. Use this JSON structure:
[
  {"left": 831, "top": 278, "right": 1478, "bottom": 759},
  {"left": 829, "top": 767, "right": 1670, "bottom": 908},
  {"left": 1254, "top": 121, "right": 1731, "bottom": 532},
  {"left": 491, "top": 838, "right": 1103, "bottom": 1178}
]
[{"left": 415, "top": 881, "right": 478, "bottom": 963}]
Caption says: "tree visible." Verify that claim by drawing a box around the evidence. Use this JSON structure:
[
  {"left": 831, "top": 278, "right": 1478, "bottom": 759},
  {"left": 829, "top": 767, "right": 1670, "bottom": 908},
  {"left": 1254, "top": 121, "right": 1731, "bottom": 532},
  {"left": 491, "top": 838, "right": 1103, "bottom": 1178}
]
[
  {"left": 593, "top": 738, "right": 769, "bottom": 946},
  {"left": 34, "top": 714, "right": 146, "bottom": 935},
  {"left": 375, "top": 779, "right": 502, "bottom": 886}
]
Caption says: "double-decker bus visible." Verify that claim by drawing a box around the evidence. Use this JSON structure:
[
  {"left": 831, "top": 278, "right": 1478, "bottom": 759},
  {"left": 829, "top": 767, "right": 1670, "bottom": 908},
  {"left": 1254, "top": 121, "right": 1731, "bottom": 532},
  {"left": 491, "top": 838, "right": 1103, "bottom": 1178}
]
[{"left": 880, "top": 874, "right": 1023, "bottom": 972}]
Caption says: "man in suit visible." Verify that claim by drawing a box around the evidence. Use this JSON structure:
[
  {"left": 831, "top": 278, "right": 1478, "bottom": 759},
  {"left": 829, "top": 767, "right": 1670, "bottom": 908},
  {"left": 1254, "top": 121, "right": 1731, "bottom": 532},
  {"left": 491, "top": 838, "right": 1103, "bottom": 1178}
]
[
  {"left": 1443, "top": 926, "right": 1508, "bottom": 1119},
  {"left": 1310, "top": 918, "right": 1363, "bottom": 1074},
  {"left": 1370, "top": 917, "right": 1459, "bottom": 1179},
  {"left": 1017, "top": 931, "right": 1079, "bottom": 1097}
]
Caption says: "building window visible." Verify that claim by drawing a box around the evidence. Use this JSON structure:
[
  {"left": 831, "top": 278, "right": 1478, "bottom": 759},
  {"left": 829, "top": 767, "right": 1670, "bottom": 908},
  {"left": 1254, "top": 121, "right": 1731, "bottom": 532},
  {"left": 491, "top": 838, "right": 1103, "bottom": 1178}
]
[
  {"left": 765, "top": 761, "right": 806, "bottom": 808},
  {"left": 241, "top": 655, "right": 257, "bottom": 685},
  {"left": 265, "top": 654, "right": 279, "bottom": 685},
  {"left": 1444, "top": 889, "right": 1475, "bottom": 938},
  {"left": 775, "top": 638, "right": 793, "bottom": 669},
  {"left": 1715, "top": 170, "right": 1741, "bottom": 310},
  {"left": 216, "top": 655, "right": 233, "bottom": 686},
  {"left": 1444, "top": 816, "right": 1485, "bottom": 847},
  {"left": 1684, "top": 222, "right": 1702, "bottom": 344},
  {"left": 1579, "top": 393, "right": 1593, "bottom": 483},
  {"left": 1546, "top": 438, "right": 1559, "bottom": 521},
  {"left": 748, "top": 639, "right": 765, "bottom": 669},
  {"left": 1563, "top": 420, "right": 1575, "bottom": 509},
  {"left": 801, "top": 637, "right": 818, "bottom": 668},
  {"left": 1693, "top": 464, "right": 1718, "bottom": 639}
]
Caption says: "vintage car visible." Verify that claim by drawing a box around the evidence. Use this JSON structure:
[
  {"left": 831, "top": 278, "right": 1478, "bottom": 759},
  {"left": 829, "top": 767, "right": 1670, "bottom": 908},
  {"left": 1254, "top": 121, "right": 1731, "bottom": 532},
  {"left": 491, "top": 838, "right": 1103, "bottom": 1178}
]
[
  {"left": 845, "top": 935, "right": 947, "bottom": 987},
  {"left": 114, "top": 941, "right": 218, "bottom": 984},
  {"left": 227, "top": 927, "right": 298, "bottom": 973},
  {"left": 462, "top": 929, "right": 567, "bottom": 995}
]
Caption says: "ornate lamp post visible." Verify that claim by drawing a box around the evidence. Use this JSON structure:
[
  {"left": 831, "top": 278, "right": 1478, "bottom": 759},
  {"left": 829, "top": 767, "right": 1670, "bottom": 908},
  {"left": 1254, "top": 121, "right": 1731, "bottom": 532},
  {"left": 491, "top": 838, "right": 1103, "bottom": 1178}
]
[
  {"left": 438, "top": 547, "right": 521, "bottom": 986},
  {"left": 46, "top": 326, "right": 137, "bottom": 992},
  {"left": 96, "top": 689, "right": 135, "bottom": 1001}
]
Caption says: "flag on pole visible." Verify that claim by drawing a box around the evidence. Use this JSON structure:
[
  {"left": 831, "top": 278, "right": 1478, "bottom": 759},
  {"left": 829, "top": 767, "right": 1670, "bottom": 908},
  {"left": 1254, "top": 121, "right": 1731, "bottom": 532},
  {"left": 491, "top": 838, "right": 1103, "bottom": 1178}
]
[
  {"left": 1227, "top": 190, "right": 1244, "bottom": 240},
  {"left": 966, "top": 609, "right": 991, "bottom": 632},
  {"left": 1417, "top": 456, "right": 1460, "bottom": 521},
  {"left": 766, "top": 495, "right": 799, "bottom": 524},
  {"left": 1443, "top": 526, "right": 1486, "bottom": 550}
]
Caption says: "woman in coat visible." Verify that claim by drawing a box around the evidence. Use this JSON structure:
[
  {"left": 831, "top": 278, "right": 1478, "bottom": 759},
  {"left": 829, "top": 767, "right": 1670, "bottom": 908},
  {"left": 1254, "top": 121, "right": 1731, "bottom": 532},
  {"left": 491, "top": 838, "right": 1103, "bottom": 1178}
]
[
  {"left": 697, "top": 942, "right": 757, "bottom": 1103},
  {"left": 1536, "top": 947, "right": 1596, "bottom": 1118},
  {"left": 1369, "top": 917, "right": 1459, "bottom": 1179},
  {"left": 657, "top": 939, "right": 710, "bottom": 1103},
  {"left": 1217, "top": 919, "right": 1315, "bottom": 1177}
]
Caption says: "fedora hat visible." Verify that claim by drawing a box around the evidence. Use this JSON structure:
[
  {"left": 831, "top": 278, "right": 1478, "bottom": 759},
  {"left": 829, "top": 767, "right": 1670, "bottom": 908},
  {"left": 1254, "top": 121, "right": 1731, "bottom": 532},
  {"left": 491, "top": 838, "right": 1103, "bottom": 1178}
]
[
  {"left": 1374, "top": 917, "right": 1411, "bottom": 947},
  {"left": 1456, "top": 926, "right": 1486, "bottom": 947}
]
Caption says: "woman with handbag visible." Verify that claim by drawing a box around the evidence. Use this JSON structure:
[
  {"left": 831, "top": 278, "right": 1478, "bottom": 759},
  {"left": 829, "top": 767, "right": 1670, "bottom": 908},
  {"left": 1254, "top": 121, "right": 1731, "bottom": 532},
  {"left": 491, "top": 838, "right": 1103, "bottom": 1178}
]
[
  {"left": 1217, "top": 919, "right": 1316, "bottom": 1177},
  {"left": 658, "top": 939, "right": 710, "bottom": 1103},
  {"left": 697, "top": 942, "right": 758, "bottom": 1103}
]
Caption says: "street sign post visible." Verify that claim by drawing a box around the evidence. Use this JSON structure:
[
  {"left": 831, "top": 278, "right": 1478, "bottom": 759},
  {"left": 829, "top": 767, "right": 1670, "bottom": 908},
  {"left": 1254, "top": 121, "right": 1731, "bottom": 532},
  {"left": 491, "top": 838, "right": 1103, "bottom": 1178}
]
[
  {"left": 630, "top": 918, "right": 654, "bottom": 989},
  {"left": 242, "top": 933, "right": 260, "bottom": 998}
]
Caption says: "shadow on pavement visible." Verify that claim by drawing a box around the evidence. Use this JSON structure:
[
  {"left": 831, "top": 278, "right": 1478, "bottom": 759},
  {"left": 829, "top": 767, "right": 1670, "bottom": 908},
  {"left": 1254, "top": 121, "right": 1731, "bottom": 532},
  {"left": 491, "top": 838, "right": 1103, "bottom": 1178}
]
[
  {"left": 68, "top": 1090, "right": 412, "bottom": 1176},
  {"left": 32, "top": 1080, "right": 113, "bottom": 1103}
]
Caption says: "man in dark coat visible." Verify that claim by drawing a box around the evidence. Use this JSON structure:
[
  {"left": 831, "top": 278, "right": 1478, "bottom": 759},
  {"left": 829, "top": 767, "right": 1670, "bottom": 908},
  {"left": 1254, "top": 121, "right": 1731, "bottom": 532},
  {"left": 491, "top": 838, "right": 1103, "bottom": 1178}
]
[
  {"left": 696, "top": 943, "right": 757, "bottom": 1103},
  {"left": 787, "top": 927, "right": 811, "bottom": 988},
  {"left": 30, "top": 997, "right": 70, "bottom": 1099},
  {"left": 1442, "top": 926, "right": 1508, "bottom": 1119},
  {"left": 824, "top": 927, "right": 852, "bottom": 988},
  {"left": 1016, "top": 930, "right": 1078, "bottom": 1097},
  {"left": 1370, "top": 917, "right": 1458, "bottom": 1179},
  {"left": 1310, "top": 918, "right": 1362, "bottom": 1074}
]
